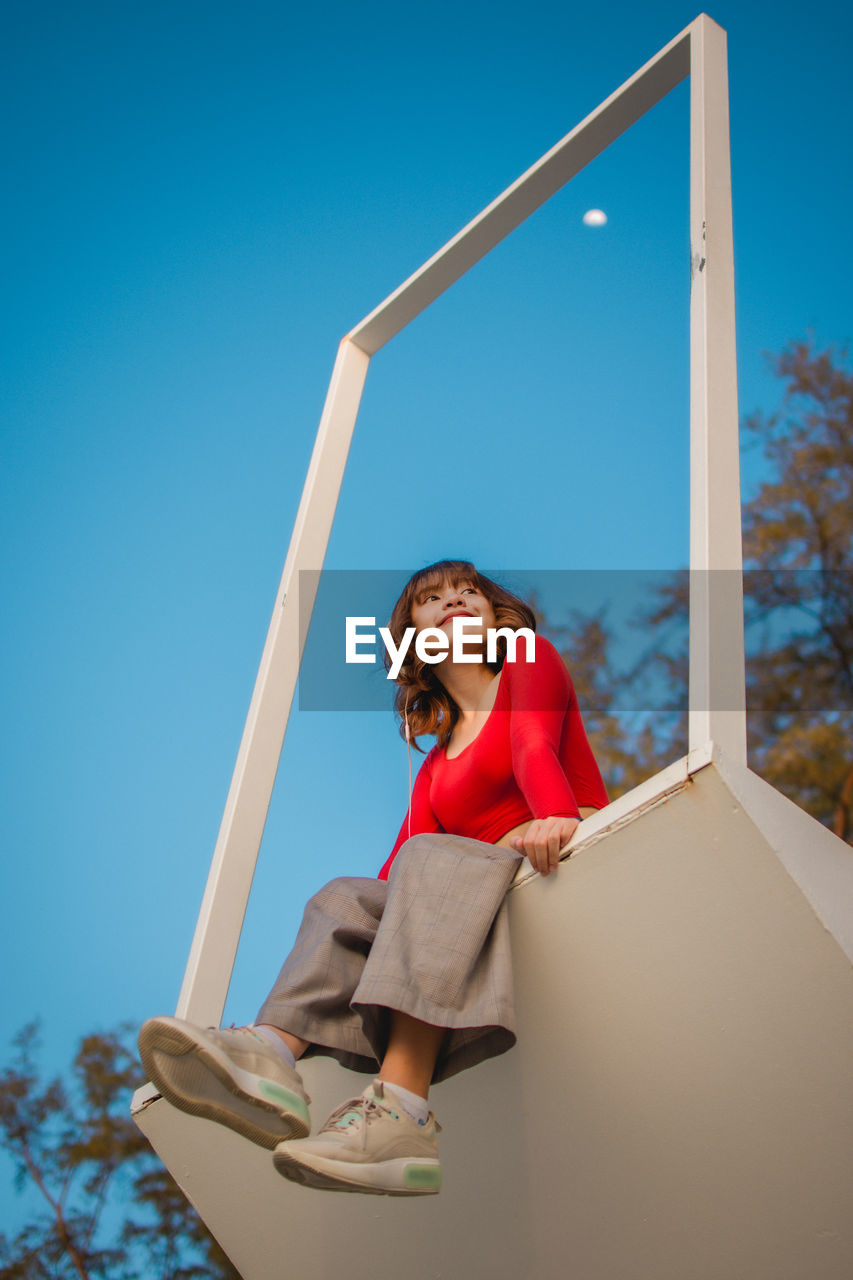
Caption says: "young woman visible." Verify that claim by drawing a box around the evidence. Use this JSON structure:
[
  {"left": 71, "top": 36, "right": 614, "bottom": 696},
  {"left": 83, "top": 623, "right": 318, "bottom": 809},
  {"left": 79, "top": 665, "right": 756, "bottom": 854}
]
[{"left": 139, "top": 560, "right": 608, "bottom": 1196}]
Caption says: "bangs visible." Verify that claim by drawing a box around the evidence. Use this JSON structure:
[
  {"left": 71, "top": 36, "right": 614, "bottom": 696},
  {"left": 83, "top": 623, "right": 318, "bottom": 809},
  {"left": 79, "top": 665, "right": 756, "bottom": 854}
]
[{"left": 409, "top": 560, "right": 480, "bottom": 605}]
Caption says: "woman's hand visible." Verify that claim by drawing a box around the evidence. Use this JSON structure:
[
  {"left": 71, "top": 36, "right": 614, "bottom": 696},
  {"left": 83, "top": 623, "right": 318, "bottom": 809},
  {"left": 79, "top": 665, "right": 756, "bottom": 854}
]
[{"left": 511, "top": 816, "right": 580, "bottom": 877}]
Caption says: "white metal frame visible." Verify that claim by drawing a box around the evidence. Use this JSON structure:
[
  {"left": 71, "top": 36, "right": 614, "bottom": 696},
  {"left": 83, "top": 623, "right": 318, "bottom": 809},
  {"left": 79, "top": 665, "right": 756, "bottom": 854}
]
[{"left": 176, "top": 13, "right": 745, "bottom": 1026}]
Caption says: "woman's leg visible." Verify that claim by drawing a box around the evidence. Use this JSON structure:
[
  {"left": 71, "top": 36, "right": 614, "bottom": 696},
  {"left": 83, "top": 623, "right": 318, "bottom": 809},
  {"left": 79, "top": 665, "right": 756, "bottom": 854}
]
[
  {"left": 273, "top": 836, "right": 521, "bottom": 1196},
  {"left": 138, "top": 876, "right": 385, "bottom": 1151},
  {"left": 378, "top": 1011, "right": 445, "bottom": 1099},
  {"left": 260, "top": 1008, "right": 445, "bottom": 1101},
  {"left": 350, "top": 833, "right": 522, "bottom": 1084},
  {"left": 255, "top": 875, "right": 389, "bottom": 1074},
  {"left": 257, "top": 1025, "right": 310, "bottom": 1061}
]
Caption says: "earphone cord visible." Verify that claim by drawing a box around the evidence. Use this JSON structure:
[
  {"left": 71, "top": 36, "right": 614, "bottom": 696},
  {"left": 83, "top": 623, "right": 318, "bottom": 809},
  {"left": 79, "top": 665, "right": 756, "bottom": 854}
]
[{"left": 404, "top": 692, "right": 413, "bottom": 840}]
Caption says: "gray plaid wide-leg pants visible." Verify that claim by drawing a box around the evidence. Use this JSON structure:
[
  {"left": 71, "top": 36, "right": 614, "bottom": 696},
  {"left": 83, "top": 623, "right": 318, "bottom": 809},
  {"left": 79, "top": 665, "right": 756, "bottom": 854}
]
[{"left": 256, "top": 833, "right": 523, "bottom": 1083}]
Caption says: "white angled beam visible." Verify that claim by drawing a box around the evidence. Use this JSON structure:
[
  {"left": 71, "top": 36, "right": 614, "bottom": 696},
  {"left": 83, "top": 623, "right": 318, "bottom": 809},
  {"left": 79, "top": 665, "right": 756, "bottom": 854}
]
[
  {"left": 348, "top": 24, "right": 691, "bottom": 356},
  {"left": 176, "top": 339, "right": 370, "bottom": 1025},
  {"left": 688, "top": 15, "right": 747, "bottom": 764}
]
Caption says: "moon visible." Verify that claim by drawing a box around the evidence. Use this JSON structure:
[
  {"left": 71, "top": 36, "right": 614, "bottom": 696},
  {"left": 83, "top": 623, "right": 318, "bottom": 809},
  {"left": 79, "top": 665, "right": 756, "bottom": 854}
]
[{"left": 583, "top": 209, "right": 608, "bottom": 227}]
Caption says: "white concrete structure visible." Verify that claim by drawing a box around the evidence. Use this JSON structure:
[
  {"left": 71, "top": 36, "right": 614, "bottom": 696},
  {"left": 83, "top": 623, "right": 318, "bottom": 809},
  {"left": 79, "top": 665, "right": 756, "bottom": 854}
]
[
  {"left": 134, "top": 751, "right": 853, "bottom": 1278},
  {"left": 132, "top": 13, "right": 853, "bottom": 1277}
]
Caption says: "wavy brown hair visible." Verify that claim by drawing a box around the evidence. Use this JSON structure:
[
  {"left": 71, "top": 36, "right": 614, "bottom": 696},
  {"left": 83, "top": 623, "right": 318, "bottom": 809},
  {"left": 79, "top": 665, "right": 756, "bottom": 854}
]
[{"left": 384, "top": 559, "right": 537, "bottom": 751}]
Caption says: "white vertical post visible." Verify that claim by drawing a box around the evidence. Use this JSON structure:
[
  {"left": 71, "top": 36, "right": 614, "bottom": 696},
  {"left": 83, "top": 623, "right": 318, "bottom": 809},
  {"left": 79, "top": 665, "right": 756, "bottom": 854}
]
[
  {"left": 688, "top": 15, "right": 747, "bottom": 764},
  {"left": 176, "top": 339, "right": 371, "bottom": 1025}
]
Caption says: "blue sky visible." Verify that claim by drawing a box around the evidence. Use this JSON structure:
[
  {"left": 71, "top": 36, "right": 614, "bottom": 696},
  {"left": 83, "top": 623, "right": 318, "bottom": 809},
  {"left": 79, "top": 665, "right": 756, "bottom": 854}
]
[{"left": 1, "top": 0, "right": 851, "bottom": 1225}]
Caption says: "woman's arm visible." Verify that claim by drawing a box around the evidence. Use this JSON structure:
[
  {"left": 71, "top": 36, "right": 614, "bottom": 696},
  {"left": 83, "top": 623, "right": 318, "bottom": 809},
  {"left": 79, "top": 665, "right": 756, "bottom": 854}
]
[
  {"left": 505, "top": 636, "right": 583, "bottom": 877},
  {"left": 506, "top": 636, "right": 582, "bottom": 816},
  {"left": 377, "top": 750, "right": 443, "bottom": 881}
]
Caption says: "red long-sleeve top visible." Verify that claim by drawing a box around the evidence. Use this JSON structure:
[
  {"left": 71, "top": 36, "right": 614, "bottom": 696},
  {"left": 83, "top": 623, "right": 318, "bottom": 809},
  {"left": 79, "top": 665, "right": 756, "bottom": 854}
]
[{"left": 378, "top": 635, "right": 609, "bottom": 879}]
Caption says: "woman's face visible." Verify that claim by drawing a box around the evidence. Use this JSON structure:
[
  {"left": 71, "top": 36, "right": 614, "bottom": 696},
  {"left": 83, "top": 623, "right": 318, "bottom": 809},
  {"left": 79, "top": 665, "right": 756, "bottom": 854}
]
[{"left": 409, "top": 576, "right": 497, "bottom": 639}]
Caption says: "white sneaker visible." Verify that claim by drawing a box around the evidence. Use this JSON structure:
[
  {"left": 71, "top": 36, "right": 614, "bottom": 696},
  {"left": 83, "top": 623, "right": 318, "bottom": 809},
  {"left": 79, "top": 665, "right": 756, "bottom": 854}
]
[
  {"left": 138, "top": 1016, "right": 310, "bottom": 1149},
  {"left": 273, "top": 1079, "right": 441, "bottom": 1196}
]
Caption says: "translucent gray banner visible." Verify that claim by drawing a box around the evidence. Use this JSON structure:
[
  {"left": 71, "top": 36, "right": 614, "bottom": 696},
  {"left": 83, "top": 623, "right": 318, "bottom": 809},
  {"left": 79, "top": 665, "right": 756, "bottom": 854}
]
[{"left": 295, "top": 568, "right": 851, "bottom": 714}]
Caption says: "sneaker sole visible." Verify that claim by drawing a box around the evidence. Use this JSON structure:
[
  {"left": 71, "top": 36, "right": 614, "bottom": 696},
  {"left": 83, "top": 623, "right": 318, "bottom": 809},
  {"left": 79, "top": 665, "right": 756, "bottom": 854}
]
[
  {"left": 272, "top": 1146, "right": 441, "bottom": 1196},
  {"left": 138, "top": 1017, "right": 310, "bottom": 1150}
]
